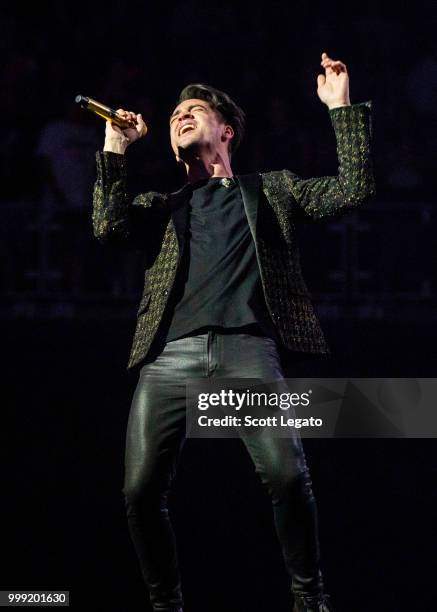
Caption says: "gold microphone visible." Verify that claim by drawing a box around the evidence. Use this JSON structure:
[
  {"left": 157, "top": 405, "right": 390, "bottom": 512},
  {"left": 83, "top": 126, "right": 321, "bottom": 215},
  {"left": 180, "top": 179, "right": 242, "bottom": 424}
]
[{"left": 75, "top": 95, "right": 148, "bottom": 135}]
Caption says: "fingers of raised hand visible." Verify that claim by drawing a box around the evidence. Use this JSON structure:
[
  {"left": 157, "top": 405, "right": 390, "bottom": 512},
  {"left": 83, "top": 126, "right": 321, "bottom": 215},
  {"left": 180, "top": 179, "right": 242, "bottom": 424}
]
[
  {"left": 116, "top": 108, "right": 137, "bottom": 123},
  {"left": 114, "top": 108, "right": 147, "bottom": 138},
  {"left": 106, "top": 121, "right": 123, "bottom": 135},
  {"left": 320, "top": 53, "right": 347, "bottom": 74},
  {"left": 136, "top": 114, "right": 148, "bottom": 137}
]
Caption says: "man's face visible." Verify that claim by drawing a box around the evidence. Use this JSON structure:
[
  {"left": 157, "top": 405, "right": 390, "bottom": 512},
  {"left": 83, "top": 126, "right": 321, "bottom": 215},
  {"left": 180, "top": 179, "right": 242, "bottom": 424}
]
[{"left": 169, "top": 98, "right": 233, "bottom": 161}]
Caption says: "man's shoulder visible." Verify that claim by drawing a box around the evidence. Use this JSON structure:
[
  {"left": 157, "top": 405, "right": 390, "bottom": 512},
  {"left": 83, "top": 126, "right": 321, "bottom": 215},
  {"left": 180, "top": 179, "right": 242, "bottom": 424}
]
[
  {"left": 260, "top": 168, "right": 298, "bottom": 180},
  {"left": 259, "top": 169, "right": 301, "bottom": 194},
  {"left": 132, "top": 190, "right": 167, "bottom": 209},
  {"left": 233, "top": 169, "right": 298, "bottom": 183},
  {"left": 133, "top": 182, "right": 191, "bottom": 210}
]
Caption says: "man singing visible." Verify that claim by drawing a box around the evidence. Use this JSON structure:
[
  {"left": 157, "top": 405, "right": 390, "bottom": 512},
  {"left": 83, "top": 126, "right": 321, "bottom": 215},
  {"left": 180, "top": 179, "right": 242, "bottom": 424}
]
[{"left": 92, "top": 51, "right": 375, "bottom": 612}]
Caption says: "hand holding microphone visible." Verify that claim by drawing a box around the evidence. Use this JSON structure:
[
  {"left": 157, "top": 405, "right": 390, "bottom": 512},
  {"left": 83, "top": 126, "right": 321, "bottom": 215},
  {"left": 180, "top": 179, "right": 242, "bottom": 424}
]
[{"left": 105, "top": 108, "right": 148, "bottom": 154}]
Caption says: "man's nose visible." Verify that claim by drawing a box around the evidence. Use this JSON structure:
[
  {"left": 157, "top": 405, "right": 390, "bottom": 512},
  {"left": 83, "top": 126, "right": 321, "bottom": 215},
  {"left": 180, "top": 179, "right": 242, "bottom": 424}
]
[{"left": 179, "top": 110, "right": 194, "bottom": 122}]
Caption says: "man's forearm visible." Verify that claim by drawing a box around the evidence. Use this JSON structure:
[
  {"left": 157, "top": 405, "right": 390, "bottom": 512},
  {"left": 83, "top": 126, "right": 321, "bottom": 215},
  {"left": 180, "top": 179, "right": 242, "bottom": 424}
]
[{"left": 92, "top": 151, "right": 130, "bottom": 242}]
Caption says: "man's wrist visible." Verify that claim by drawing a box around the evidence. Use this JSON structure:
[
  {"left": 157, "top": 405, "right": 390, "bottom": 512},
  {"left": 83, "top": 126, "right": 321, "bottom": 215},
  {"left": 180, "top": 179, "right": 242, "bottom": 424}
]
[
  {"left": 103, "top": 139, "right": 129, "bottom": 155},
  {"left": 327, "top": 101, "right": 351, "bottom": 110}
]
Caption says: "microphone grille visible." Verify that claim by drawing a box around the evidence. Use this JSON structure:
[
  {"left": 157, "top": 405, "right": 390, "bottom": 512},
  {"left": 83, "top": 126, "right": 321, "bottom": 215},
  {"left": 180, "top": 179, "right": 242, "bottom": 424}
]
[{"left": 75, "top": 95, "right": 88, "bottom": 108}]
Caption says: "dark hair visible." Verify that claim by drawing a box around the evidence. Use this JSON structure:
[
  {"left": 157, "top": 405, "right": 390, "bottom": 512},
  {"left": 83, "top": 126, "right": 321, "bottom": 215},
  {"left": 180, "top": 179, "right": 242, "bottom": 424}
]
[{"left": 177, "top": 83, "right": 246, "bottom": 155}]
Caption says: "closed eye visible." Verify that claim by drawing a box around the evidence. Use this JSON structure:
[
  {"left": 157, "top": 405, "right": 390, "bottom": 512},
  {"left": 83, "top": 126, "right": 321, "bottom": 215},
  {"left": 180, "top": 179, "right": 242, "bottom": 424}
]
[{"left": 170, "top": 105, "right": 207, "bottom": 125}]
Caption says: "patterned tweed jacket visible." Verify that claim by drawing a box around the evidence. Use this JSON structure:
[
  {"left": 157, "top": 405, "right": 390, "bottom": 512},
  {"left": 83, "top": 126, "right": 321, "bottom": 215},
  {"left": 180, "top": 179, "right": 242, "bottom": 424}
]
[{"left": 92, "top": 101, "right": 375, "bottom": 371}]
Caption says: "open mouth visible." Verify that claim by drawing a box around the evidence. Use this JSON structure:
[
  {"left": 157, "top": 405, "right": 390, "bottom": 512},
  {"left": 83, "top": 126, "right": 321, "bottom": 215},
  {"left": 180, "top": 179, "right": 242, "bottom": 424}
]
[{"left": 179, "top": 124, "right": 196, "bottom": 136}]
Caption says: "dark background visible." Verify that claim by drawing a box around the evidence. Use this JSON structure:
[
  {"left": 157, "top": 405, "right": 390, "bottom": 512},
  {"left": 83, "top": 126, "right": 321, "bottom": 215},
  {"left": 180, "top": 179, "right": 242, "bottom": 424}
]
[{"left": 1, "top": 1, "right": 436, "bottom": 611}]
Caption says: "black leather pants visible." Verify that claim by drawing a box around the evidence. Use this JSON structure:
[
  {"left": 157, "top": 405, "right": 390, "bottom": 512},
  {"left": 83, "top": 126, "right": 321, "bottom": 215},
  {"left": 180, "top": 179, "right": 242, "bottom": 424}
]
[{"left": 122, "top": 329, "right": 324, "bottom": 611}]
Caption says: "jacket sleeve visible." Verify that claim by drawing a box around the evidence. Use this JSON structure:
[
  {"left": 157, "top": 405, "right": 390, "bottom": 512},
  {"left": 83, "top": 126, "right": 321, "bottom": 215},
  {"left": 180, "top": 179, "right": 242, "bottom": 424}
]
[
  {"left": 282, "top": 101, "right": 376, "bottom": 220},
  {"left": 92, "top": 151, "right": 164, "bottom": 249}
]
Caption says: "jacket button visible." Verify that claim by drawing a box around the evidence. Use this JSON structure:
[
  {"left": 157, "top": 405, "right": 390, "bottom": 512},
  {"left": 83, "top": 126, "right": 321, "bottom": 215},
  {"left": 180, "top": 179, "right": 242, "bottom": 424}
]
[{"left": 162, "top": 289, "right": 169, "bottom": 296}]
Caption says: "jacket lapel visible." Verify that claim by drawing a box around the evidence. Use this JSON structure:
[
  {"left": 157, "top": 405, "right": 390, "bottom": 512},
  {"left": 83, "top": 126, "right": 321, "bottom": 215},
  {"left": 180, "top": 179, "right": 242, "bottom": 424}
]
[
  {"left": 235, "top": 172, "right": 261, "bottom": 242},
  {"left": 167, "top": 183, "right": 191, "bottom": 258}
]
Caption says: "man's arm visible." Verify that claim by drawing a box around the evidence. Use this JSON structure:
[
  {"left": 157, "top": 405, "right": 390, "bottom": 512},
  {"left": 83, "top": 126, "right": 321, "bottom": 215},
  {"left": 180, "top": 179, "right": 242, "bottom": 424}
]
[
  {"left": 92, "top": 151, "right": 162, "bottom": 248},
  {"left": 280, "top": 52, "right": 375, "bottom": 219},
  {"left": 92, "top": 109, "right": 164, "bottom": 250},
  {"left": 282, "top": 100, "right": 375, "bottom": 220}
]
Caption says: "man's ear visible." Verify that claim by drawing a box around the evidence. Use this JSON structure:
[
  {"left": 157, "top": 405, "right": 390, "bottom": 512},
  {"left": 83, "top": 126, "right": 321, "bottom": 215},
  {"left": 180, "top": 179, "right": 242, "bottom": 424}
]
[{"left": 222, "top": 124, "right": 234, "bottom": 143}]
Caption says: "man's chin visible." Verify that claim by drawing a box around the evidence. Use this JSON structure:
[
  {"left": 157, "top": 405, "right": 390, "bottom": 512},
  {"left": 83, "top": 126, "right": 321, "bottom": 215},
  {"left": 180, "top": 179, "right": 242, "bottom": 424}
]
[{"left": 177, "top": 141, "right": 199, "bottom": 161}]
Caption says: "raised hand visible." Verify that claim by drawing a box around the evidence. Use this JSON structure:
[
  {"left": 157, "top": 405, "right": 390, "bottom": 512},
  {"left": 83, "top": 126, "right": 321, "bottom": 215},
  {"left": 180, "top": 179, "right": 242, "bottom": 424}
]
[
  {"left": 316, "top": 52, "right": 351, "bottom": 110},
  {"left": 104, "top": 108, "right": 148, "bottom": 154}
]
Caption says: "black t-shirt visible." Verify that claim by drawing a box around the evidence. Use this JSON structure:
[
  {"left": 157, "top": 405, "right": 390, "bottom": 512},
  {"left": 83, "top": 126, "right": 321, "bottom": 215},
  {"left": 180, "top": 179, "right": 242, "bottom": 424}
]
[{"left": 162, "top": 176, "right": 279, "bottom": 342}]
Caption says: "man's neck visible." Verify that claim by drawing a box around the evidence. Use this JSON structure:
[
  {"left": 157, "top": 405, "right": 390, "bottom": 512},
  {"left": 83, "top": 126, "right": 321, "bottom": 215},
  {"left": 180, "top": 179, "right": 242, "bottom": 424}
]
[{"left": 182, "top": 153, "right": 233, "bottom": 184}]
